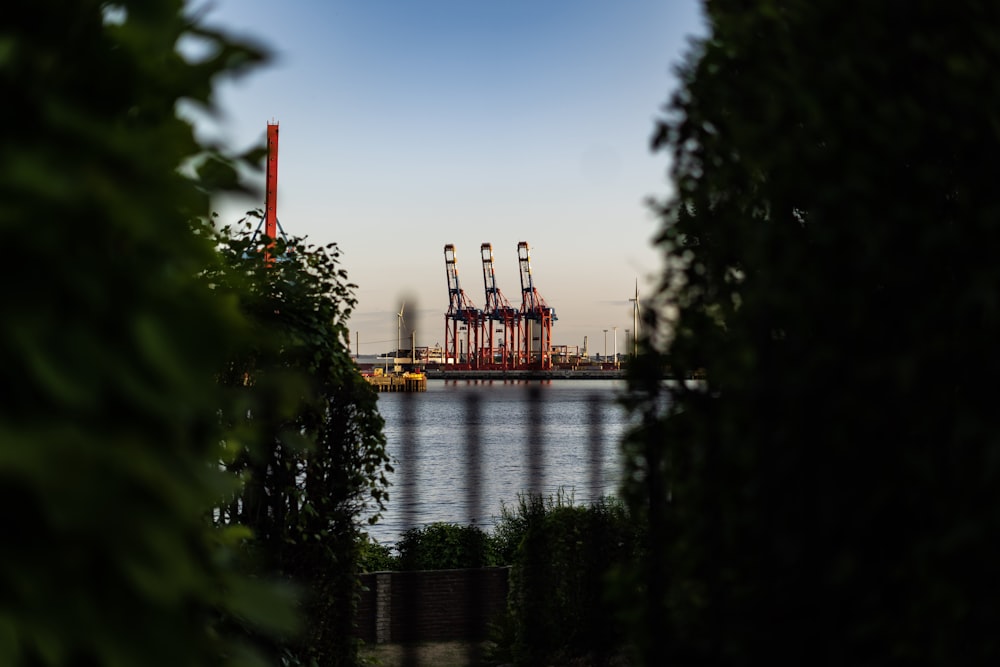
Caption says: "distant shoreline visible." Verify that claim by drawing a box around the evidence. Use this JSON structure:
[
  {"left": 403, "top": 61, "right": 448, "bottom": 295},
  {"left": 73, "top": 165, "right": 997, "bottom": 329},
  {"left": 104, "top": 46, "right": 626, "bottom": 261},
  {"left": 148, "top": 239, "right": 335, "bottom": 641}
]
[{"left": 424, "top": 368, "right": 626, "bottom": 380}]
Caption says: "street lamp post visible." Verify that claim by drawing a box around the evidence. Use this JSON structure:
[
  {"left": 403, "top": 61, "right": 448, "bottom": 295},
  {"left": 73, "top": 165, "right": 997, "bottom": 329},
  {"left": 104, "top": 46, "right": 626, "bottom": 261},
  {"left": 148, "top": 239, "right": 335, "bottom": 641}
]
[
  {"left": 630, "top": 279, "right": 640, "bottom": 358},
  {"left": 603, "top": 329, "right": 608, "bottom": 362},
  {"left": 625, "top": 329, "right": 631, "bottom": 360}
]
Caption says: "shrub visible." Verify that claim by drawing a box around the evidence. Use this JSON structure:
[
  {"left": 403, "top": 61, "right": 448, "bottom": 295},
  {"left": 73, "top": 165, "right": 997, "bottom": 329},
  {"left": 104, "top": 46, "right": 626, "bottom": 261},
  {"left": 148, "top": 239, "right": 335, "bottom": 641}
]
[
  {"left": 490, "top": 492, "right": 548, "bottom": 567},
  {"left": 495, "top": 491, "right": 643, "bottom": 666},
  {"left": 357, "top": 534, "right": 397, "bottom": 573},
  {"left": 395, "top": 522, "right": 491, "bottom": 571}
]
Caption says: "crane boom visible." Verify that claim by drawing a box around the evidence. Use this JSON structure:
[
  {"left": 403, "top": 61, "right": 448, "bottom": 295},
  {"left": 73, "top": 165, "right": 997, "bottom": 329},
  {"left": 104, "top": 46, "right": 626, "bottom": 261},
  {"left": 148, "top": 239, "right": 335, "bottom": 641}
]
[
  {"left": 517, "top": 241, "right": 538, "bottom": 310},
  {"left": 445, "top": 244, "right": 464, "bottom": 312},
  {"left": 481, "top": 243, "right": 505, "bottom": 313},
  {"left": 517, "top": 242, "right": 555, "bottom": 314}
]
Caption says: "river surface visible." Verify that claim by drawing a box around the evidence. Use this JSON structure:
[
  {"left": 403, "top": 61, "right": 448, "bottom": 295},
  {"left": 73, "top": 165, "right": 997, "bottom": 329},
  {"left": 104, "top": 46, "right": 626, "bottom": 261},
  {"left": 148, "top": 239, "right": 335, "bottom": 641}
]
[{"left": 365, "top": 379, "right": 634, "bottom": 545}]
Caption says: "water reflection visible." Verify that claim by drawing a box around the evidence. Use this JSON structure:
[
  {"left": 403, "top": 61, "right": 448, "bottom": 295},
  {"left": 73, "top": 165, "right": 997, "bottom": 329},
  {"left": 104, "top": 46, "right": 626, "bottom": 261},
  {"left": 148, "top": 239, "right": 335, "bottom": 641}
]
[{"left": 367, "top": 379, "right": 631, "bottom": 545}]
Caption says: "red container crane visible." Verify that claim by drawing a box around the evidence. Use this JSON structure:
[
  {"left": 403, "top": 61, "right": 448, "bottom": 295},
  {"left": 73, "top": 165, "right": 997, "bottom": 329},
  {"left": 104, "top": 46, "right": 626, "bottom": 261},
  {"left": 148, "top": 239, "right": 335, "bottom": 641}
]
[
  {"left": 443, "top": 244, "right": 483, "bottom": 368},
  {"left": 517, "top": 241, "right": 557, "bottom": 370},
  {"left": 480, "top": 243, "right": 522, "bottom": 369}
]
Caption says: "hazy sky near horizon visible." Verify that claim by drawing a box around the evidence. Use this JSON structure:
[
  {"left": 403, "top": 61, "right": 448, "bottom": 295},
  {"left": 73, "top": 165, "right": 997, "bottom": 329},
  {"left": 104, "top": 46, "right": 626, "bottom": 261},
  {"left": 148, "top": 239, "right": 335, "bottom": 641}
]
[{"left": 196, "top": 0, "right": 706, "bottom": 356}]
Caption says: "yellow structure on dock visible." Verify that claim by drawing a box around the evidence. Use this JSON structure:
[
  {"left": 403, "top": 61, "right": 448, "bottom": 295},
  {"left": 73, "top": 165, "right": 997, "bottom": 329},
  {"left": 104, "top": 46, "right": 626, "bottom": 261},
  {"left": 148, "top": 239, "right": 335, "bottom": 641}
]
[{"left": 364, "top": 370, "right": 427, "bottom": 392}]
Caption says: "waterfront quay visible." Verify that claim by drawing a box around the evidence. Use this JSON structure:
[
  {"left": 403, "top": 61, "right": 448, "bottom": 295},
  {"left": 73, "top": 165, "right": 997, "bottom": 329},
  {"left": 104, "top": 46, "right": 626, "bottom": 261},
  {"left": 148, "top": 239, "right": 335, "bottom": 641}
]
[
  {"left": 424, "top": 368, "right": 626, "bottom": 381},
  {"left": 364, "top": 373, "right": 428, "bottom": 392}
]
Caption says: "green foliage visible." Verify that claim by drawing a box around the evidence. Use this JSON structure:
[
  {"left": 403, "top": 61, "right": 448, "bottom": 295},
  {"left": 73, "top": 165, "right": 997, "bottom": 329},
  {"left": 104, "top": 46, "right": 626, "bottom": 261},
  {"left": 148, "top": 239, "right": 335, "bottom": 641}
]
[
  {"left": 489, "top": 494, "right": 541, "bottom": 567},
  {"left": 624, "top": 1, "right": 1000, "bottom": 664},
  {"left": 209, "top": 219, "right": 391, "bottom": 667},
  {"left": 496, "top": 492, "right": 643, "bottom": 667},
  {"left": 0, "top": 1, "right": 302, "bottom": 665},
  {"left": 359, "top": 494, "right": 645, "bottom": 664},
  {"left": 395, "top": 522, "right": 492, "bottom": 571},
  {"left": 357, "top": 534, "right": 397, "bottom": 573}
]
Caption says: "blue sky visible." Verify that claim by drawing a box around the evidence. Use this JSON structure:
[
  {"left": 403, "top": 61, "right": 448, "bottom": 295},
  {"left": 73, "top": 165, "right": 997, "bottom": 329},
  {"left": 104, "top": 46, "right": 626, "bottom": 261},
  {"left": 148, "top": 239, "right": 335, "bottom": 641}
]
[{"left": 195, "top": 0, "right": 706, "bottom": 356}]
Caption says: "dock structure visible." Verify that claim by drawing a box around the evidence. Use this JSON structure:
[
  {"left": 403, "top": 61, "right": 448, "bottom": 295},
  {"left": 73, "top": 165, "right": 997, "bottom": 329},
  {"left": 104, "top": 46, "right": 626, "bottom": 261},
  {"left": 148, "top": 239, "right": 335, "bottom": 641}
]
[
  {"left": 364, "top": 373, "right": 427, "bottom": 392},
  {"left": 424, "top": 368, "right": 625, "bottom": 381}
]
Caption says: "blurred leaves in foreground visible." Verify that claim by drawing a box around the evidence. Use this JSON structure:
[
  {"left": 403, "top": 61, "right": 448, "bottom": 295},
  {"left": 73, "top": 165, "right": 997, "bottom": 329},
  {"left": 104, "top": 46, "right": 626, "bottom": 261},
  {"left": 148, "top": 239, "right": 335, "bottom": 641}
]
[{"left": 0, "top": 2, "right": 302, "bottom": 665}]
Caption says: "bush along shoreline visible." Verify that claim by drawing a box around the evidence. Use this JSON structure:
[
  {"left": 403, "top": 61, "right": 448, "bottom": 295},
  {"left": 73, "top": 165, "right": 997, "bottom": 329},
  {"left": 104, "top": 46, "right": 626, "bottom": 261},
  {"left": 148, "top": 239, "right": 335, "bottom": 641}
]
[{"left": 357, "top": 490, "right": 646, "bottom": 665}]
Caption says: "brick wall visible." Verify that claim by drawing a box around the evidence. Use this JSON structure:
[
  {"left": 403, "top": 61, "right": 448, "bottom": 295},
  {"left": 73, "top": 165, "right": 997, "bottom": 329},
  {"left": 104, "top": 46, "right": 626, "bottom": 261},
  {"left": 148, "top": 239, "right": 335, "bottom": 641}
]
[{"left": 356, "top": 567, "right": 510, "bottom": 644}]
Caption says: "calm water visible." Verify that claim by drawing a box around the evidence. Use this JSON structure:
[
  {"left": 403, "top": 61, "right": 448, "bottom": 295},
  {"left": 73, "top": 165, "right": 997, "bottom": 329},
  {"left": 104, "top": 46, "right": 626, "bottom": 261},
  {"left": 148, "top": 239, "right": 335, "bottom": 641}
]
[{"left": 366, "top": 379, "right": 634, "bottom": 545}]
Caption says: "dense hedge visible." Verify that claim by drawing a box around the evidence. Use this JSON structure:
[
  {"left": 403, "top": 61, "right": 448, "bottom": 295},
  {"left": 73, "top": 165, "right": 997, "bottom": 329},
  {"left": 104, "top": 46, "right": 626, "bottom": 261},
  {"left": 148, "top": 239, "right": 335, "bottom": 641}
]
[
  {"left": 503, "top": 494, "right": 643, "bottom": 666},
  {"left": 623, "top": 1, "right": 1000, "bottom": 664},
  {"left": 394, "top": 523, "right": 493, "bottom": 571},
  {"left": 368, "top": 492, "right": 645, "bottom": 666}
]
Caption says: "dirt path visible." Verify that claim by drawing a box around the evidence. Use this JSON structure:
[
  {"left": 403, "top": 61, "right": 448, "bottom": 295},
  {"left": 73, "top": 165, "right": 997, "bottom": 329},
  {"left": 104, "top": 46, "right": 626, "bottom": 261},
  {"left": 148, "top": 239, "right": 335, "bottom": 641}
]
[{"left": 360, "top": 640, "right": 497, "bottom": 666}]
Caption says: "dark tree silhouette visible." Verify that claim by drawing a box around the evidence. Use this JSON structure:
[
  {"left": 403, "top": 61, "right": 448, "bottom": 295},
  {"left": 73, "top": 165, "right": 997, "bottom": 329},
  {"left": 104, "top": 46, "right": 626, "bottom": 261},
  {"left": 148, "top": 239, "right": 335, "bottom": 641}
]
[
  {"left": 623, "top": 2, "right": 1000, "bottom": 664},
  {"left": 211, "top": 221, "right": 391, "bottom": 667}
]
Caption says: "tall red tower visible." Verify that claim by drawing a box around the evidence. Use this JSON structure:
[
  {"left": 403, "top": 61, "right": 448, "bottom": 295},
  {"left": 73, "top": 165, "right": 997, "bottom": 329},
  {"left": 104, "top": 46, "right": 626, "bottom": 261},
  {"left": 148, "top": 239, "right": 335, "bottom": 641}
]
[{"left": 263, "top": 122, "right": 279, "bottom": 262}]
